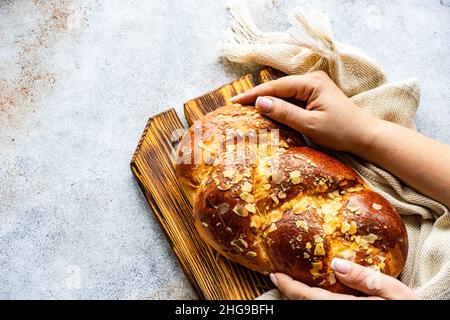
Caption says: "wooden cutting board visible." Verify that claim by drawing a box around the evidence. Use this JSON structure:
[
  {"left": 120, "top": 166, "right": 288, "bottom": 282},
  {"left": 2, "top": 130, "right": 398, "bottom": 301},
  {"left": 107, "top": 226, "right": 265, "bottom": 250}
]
[{"left": 131, "top": 67, "right": 286, "bottom": 300}]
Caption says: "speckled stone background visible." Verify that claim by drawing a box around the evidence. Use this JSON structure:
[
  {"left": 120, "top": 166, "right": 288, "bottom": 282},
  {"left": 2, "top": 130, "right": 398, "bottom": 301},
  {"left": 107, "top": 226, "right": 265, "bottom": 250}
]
[{"left": 0, "top": 0, "right": 449, "bottom": 299}]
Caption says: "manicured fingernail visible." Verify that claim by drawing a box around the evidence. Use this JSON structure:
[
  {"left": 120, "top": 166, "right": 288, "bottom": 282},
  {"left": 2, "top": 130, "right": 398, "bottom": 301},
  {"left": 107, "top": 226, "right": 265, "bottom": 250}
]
[
  {"left": 270, "top": 273, "right": 279, "bottom": 287},
  {"left": 230, "top": 93, "right": 244, "bottom": 102},
  {"left": 255, "top": 96, "right": 272, "bottom": 113},
  {"left": 331, "top": 258, "right": 351, "bottom": 274}
]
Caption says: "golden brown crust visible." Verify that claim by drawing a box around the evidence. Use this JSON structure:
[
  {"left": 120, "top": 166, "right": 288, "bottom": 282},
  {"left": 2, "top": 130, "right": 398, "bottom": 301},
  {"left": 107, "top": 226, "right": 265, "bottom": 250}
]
[{"left": 175, "top": 105, "right": 408, "bottom": 294}]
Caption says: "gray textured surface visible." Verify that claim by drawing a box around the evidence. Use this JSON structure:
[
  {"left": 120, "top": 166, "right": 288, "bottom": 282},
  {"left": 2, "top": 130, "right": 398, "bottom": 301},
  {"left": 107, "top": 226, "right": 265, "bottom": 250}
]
[{"left": 0, "top": 0, "right": 449, "bottom": 299}]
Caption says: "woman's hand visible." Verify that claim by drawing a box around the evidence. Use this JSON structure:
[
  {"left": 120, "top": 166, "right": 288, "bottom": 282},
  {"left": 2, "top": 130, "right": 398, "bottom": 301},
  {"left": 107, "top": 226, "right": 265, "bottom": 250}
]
[
  {"left": 231, "top": 71, "right": 381, "bottom": 154},
  {"left": 231, "top": 70, "right": 450, "bottom": 209},
  {"left": 269, "top": 258, "right": 418, "bottom": 300}
]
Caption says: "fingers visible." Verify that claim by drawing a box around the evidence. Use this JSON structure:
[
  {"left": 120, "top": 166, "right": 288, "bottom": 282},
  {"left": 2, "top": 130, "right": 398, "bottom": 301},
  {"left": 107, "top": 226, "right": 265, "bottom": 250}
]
[
  {"left": 331, "top": 258, "right": 418, "bottom": 300},
  {"left": 254, "top": 96, "right": 313, "bottom": 133},
  {"left": 270, "top": 260, "right": 418, "bottom": 301},
  {"left": 231, "top": 73, "right": 324, "bottom": 105},
  {"left": 270, "top": 273, "right": 359, "bottom": 300}
]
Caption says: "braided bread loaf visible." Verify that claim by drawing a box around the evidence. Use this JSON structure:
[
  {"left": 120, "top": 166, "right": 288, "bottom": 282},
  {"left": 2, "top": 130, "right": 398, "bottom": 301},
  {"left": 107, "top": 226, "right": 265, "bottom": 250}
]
[{"left": 175, "top": 105, "right": 408, "bottom": 293}]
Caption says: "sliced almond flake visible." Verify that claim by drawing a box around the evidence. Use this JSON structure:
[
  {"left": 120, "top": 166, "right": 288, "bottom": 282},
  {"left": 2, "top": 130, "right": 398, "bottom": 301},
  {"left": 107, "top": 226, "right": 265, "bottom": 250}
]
[
  {"left": 346, "top": 200, "right": 360, "bottom": 213},
  {"left": 231, "top": 238, "right": 248, "bottom": 251},
  {"left": 233, "top": 204, "right": 249, "bottom": 217},
  {"left": 233, "top": 174, "right": 243, "bottom": 184},
  {"left": 245, "top": 203, "right": 256, "bottom": 214},
  {"left": 291, "top": 177, "right": 302, "bottom": 185},
  {"left": 217, "top": 184, "right": 231, "bottom": 191},
  {"left": 282, "top": 201, "right": 293, "bottom": 211},
  {"left": 217, "top": 203, "right": 230, "bottom": 215},
  {"left": 321, "top": 203, "right": 339, "bottom": 217},
  {"left": 270, "top": 194, "right": 279, "bottom": 205},
  {"left": 331, "top": 201, "right": 343, "bottom": 211},
  {"left": 372, "top": 203, "right": 383, "bottom": 211},
  {"left": 316, "top": 180, "right": 328, "bottom": 192},
  {"left": 263, "top": 184, "right": 271, "bottom": 191},
  {"left": 295, "top": 220, "right": 309, "bottom": 232},
  {"left": 267, "top": 223, "right": 278, "bottom": 234},
  {"left": 245, "top": 194, "right": 255, "bottom": 203},
  {"left": 303, "top": 252, "right": 310, "bottom": 259},
  {"left": 341, "top": 221, "right": 351, "bottom": 233},
  {"left": 314, "top": 243, "right": 326, "bottom": 256},
  {"left": 323, "top": 216, "right": 340, "bottom": 230},
  {"left": 361, "top": 233, "right": 378, "bottom": 244},
  {"left": 313, "top": 235, "right": 324, "bottom": 243},
  {"left": 270, "top": 211, "right": 283, "bottom": 222},
  {"left": 243, "top": 168, "right": 252, "bottom": 178},
  {"left": 250, "top": 215, "right": 261, "bottom": 228},
  {"left": 279, "top": 140, "right": 289, "bottom": 148},
  {"left": 213, "top": 158, "right": 220, "bottom": 166},
  {"left": 271, "top": 171, "right": 285, "bottom": 184},
  {"left": 356, "top": 237, "right": 368, "bottom": 247},
  {"left": 246, "top": 251, "right": 257, "bottom": 257},
  {"left": 277, "top": 191, "right": 286, "bottom": 199},
  {"left": 350, "top": 242, "right": 360, "bottom": 251},
  {"left": 366, "top": 258, "right": 373, "bottom": 264},
  {"left": 339, "top": 249, "right": 356, "bottom": 260},
  {"left": 292, "top": 198, "right": 309, "bottom": 214},
  {"left": 347, "top": 186, "right": 364, "bottom": 193},
  {"left": 312, "top": 274, "right": 322, "bottom": 280},
  {"left": 348, "top": 221, "right": 358, "bottom": 235},
  {"left": 310, "top": 261, "right": 323, "bottom": 276},
  {"left": 223, "top": 168, "right": 235, "bottom": 179},
  {"left": 241, "top": 181, "right": 253, "bottom": 193},
  {"left": 290, "top": 170, "right": 301, "bottom": 179},
  {"left": 240, "top": 192, "right": 254, "bottom": 203},
  {"left": 322, "top": 223, "right": 334, "bottom": 235},
  {"left": 366, "top": 248, "right": 373, "bottom": 255},
  {"left": 213, "top": 177, "right": 221, "bottom": 186},
  {"left": 328, "top": 272, "right": 337, "bottom": 285}
]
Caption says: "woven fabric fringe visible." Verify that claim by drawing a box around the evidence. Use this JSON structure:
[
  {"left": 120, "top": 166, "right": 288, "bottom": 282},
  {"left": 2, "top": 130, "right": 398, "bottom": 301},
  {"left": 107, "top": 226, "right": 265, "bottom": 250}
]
[{"left": 218, "top": 1, "right": 450, "bottom": 300}]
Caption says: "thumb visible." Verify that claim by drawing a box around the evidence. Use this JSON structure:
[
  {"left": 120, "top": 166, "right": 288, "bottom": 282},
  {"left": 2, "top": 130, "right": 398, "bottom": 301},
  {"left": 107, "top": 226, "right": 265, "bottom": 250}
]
[
  {"left": 331, "top": 258, "right": 417, "bottom": 300},
  {"left": 255, "top": 96, "right": 311, "bottom": 133}
]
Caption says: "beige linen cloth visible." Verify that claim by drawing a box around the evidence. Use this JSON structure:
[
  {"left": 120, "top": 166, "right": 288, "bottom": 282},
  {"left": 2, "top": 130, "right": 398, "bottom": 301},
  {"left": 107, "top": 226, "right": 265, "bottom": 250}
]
[{"left": 217, "top": 2, "right": 450, "bottom": 299}]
